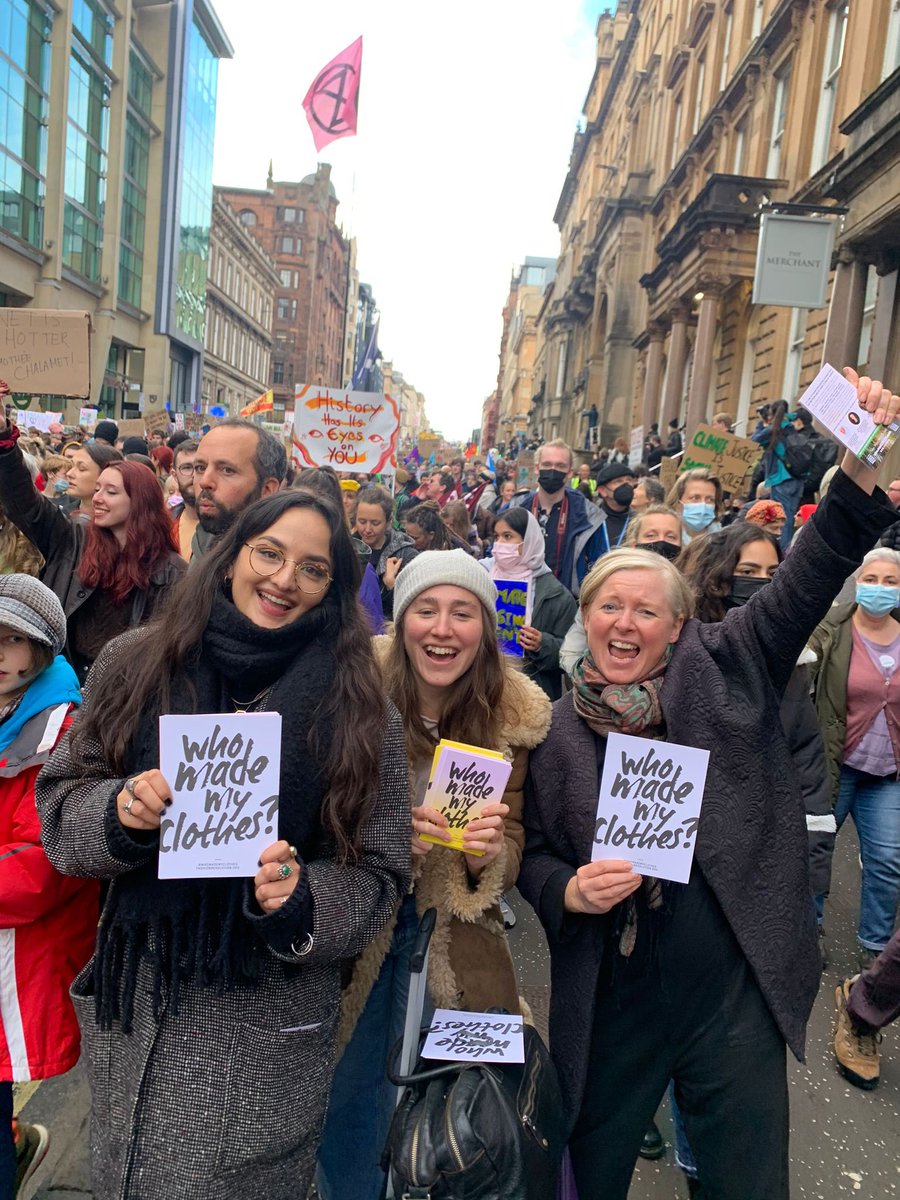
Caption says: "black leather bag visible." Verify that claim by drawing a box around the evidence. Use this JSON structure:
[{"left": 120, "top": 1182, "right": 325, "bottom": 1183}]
[{"left": 385, "top": 1020, "right": 565, "bottom": 1199}]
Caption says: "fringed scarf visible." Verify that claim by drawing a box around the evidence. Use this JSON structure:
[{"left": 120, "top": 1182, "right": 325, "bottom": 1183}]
[
  {"left": 93, "top": 590, "right": 339, "bottom": 1032},
  {"left": 571, "top": 645, "right": 673, "bottom": 956}
]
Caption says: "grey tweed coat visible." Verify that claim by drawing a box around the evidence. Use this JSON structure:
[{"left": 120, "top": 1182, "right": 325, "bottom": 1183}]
[{"left": 36, "top": 641, "right": 412, "bottom": 1200}]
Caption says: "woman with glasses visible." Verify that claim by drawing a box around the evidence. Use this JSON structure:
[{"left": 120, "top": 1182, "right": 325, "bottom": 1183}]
[{"left": 36, "top": 490, "right": 412, "bottom": 1200}]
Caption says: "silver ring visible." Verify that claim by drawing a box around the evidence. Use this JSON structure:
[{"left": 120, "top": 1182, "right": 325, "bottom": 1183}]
[
  {"left": 124, "top": 775, "right": 142, "bottom": 797},
  {"left": 123, "top": 798, "right": 135, "bottom": 814}
]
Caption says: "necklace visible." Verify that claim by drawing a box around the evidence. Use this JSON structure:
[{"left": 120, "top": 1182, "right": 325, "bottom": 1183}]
[{"left": 229, "top": 684, "right": 273, "bottom": 714}]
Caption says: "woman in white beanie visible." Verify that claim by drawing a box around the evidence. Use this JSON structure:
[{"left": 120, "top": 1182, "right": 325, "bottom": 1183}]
[{"left": 317, "top": 549, "right": 552, "bottom": 1200}]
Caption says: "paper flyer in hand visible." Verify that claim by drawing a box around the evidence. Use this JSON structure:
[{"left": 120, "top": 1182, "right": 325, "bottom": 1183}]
[
  {"left": 158, "top": 713, "right": 282, "bottom": 879},
  {"left": 797, "top": 364, "right": 900, "bottom": 469},
  {"left": 591, "top": 732, "right": 709, "bottom": 885},
  {"left": 419, "top": 739, "right": 512, "bottom": 855},
  {"left": 422, "top": 1009, "right": 525, "bottom": 1064}
]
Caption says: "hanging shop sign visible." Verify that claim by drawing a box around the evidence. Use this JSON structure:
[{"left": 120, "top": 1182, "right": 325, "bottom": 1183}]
[{"left": 752, "top": 213, "right": 836, "bottom": 310}]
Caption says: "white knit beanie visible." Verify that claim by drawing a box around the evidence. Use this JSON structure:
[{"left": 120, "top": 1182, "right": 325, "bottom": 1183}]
[{"left": 393, "top": 549, "right": 498, "bottom": 626}]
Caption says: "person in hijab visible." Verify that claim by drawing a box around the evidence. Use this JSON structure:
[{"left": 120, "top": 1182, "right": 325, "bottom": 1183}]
[{"left": 484, "top": 506, "right": 576, "bottom": 700}]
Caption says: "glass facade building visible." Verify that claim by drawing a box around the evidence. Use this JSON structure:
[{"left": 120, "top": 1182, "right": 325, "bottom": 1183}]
[
  {"left": 118, "top": 49, "right": 152, "bottom": 310},
  {"left": 174, "top": 16, "right": 218, "bottom": 343},
  {"left": 0, "top": 0, "right": 51, "bottom": 248}
]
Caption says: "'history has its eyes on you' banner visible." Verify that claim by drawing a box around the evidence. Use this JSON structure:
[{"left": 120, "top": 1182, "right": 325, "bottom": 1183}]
[{"left": 291, "top": 385, "right": 400, "bottom": 473}]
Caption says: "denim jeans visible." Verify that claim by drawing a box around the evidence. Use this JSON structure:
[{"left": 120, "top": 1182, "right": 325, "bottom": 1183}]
[
  {"left": 771, "top": 477, "right": 804, "bottom": 551},
  {"left": 316, "top": 895, "right": 426, "bottom": 1200},
  {"left": 670, "top": 1082, "right": 698, "bottom": 1179},
  {"left": 825, "top": 764, "right": 900, "bottom": 951}
]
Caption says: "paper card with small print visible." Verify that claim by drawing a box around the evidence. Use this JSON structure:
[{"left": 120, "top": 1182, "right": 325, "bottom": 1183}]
[
  {"left": 797, "top": 364, "right": 900, "bottom": 468},
  {"left": 422, "top": 1009, "right": 525, "bottom": 1064},
  {"left": 419, "top": 739, "right": 512, "bottom": 855},
  {"left": 158, "top": 713, "right": 281, "bottom": 878},
  {"left": 591, "top": 732, "right": 709, "bottom": 885}
]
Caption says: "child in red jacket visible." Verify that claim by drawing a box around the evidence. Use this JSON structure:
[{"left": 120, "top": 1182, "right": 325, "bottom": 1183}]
[{"left": 0, "top": 575, "right": 97, "bottom": 1197}]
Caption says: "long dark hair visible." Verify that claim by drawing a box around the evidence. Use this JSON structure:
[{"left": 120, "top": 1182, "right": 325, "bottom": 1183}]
[
  {"left": 79, "top": 460, "right": 177, "bottom": 603},
  {"left": 677, "top": 522, "right": 782, "bottom": 623},
  {"left": 83, "top": 442, "right": 124, "bottom": 471},
  {"left": 404, "top": 501, "right": 469, "bottom": 552},
  {"left": 73, "top": 490, "right": 386, "bottom": 862},
  {"left": 768, "top": 399, "right": 790, "bottom": 455}
]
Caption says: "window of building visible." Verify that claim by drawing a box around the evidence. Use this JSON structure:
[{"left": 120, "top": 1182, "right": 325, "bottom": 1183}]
[
  {"left": 810, "top": 3, "right": 849, "bottom": 175},
  {"left": 239, "top": 209, "right": 256, "bottom": 226},
  {"left": 719, "top": 6, "right": 734, "bottom": 94},
  {"left": 732, "top": 115, "right": 747, "bottom": 172},
  {"left": 241, "top": 278, "right": 247, "bottom": 309},
  {"left": 751, "top": 0, "right": 765, "bottom": 40},
  {"left": 279, "top": 268, "right": 292, "bottom": 286},
  {"left": 278, "top": 206, "right": 297, "bottom": 223},
  {"left": 280, "top": 236, "right": 293, "bottom": 253},
  {"left": 118, "top": 49, "right": 153, "bottom": 309},
  {"left": 276, "top": 297, "right": 296, "bottom": 321},
  {"left": 555, "top": 338, "right": 568, "bottom": 396},
  {"left": 692, "top": 54, "right": 706, "bottom": 136},
  {"left": 64, "top": 0, "right": 114, "bottom": 280},
  {"left": 766, "top": 60, "right": 791, "bottom": 177},
  {"left": 858, "top": 266, "right": 879, "bottom": 368},
  {"left": 0, "top": 0, "right": 52, "bottom": 248},
  {"left": 782, "top": 307, "right": 808, "bottom": 402},
  {"left": 670, "top": 93, "right": 683, "bottom": 170},
  {"left": 273, "top": 360, "right": 285, "bottom": 385},
  {"left": 882, "top": 0, "right": 900, "bottom": 79},
  {"left": 215, "top": 250, "right": 223, "bottom": 288}
]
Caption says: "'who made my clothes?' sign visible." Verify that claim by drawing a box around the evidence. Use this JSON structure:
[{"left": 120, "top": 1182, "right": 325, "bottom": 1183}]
[
  {"left": 494, "top": 578, "right": 532, "bottom": 658},
  {"left": 291, "top": 385, "right": 400, "bottom": 473}
]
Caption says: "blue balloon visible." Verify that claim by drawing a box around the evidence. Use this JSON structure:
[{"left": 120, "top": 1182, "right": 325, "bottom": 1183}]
[{"left": 209, "top": 405, "right": 226, "bottom": 418}]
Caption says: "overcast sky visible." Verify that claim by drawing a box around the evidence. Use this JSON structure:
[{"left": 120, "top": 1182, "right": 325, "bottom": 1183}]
[{"left": 211, "top": 2, "right": 602, "bottom": 440}]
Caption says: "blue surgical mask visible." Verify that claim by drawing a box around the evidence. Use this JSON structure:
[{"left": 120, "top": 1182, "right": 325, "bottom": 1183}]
[
  {"left": 855, "top": 583, "right": 900, "bottom": 616},
  {"left": 682, "top": 503, "right": 716, "bottom": 532}
]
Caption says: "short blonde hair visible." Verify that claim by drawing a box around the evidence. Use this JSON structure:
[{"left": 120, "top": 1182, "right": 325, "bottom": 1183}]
[
  {"left": 624, "top": 504, "right": 683, "bottom": 546},
  {"left": 666, "top": 467, "right": 724, "bottom": 517},
  {"left": 579, "top": 547, "right": 695, "bottom": 620},
  {"left": 536, "top": 438, "right": 573, "bottom": 469}
]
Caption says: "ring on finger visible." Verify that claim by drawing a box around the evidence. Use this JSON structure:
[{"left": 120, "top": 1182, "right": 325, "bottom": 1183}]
[
  {"left": 123, "top": 797, "right": 135, "bottom": 815},
  {"left": 124, "top": 774, "right": 142, "bottom": 798},
  {"left": 278, "top": 863, "right": 292, "bottom": 879}
]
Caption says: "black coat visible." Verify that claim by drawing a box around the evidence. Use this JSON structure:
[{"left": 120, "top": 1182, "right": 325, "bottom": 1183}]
[
  {"left": 519, "top": 469, "right": 895, "bottom": 1130},
  {"left": 522, "top": 571, "right": 577, "bottom": 701}
]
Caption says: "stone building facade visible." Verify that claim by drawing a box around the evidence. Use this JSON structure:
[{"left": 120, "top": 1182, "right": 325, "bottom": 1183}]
[
  {"left": 202, "top": 190, "right": 277, "bottom": 416},
  {"left": 495, "top": 258, "right": 555, "bottom": 448},
  {"left": 530, "top": 0, "right": 900, "bottom": 461}
]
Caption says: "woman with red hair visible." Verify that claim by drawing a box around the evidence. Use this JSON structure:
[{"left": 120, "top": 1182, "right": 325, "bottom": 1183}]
[{"left": 0, "top": 386, "right": 185, "bottom": 683}]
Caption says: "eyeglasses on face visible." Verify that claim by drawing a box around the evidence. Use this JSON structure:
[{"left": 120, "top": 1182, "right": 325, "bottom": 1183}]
[
  {"left": 176, "top": 463, "right": 196, "bottom": 475},
  {"left": 244, "top": 543, "right": 332, "bottom": 594}
]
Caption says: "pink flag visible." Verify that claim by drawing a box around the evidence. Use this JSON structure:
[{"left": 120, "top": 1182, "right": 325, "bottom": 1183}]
[{"left": 302, "top": 37, "right": 363, "bottom": 152}]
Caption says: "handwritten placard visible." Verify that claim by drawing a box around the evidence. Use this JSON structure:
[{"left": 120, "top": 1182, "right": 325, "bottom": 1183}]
[
  {"left": 629, "top": 425, "right": 644, "bottom": 470},
  {"left": 495, "top": 578, "right": 530, "bottom": 657},
  {"left": 681, "top": 425, "right": 762, "bottom": 493},
  {"left": 144, "top": 409, "right": 171, "bottom": 435},
  {"left": 158, "top": 713, "right": 282, "bottom": 878},
  {"left": 420, "top": 739, "right": 512, "bottom": 855},
  {"left": 592, "top": 733, "right": 709, "bottom": 884},
  {"left": 0, "top": 309, "right": 91, "bottom": 397},
  {"left": 79, "top": 406, "right": 97, "bottom": 427},
  {"left": 797, "top": 363, "right": 898, "bottom": 469},
  {"left": 422, "top": 1009, "right": 525, "bottom": 1064},
  {"left": 17, "top": 410, "right": 63, "bottom": 433},
  {"left": 291, "top": 384, "right": 400, "bottom": 472}
]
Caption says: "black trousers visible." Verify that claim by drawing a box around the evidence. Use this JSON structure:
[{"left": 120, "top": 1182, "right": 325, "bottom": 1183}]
[{"left": 569, "top": 879, "right": 790, "bottom": 1200}]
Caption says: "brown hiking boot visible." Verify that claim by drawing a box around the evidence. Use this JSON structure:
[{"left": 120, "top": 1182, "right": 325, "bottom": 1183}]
[{"left": 834, "top": 978, "right": 880, "bottom": 1090}]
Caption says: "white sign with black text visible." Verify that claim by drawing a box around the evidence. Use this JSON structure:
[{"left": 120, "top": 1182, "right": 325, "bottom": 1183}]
[{"left": 422, "top": 1009, "right": 525, "bottom": 1064}]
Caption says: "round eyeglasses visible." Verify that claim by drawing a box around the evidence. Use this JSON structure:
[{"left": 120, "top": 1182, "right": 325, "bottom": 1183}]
[{"left": 244, "top": 543, "right": 333, "bottom": 594}]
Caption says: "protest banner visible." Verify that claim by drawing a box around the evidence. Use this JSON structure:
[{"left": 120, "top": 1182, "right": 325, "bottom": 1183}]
[
  {"left": 116, "top": 418, "right": 146, "bottom": 438},
  {"left": 0, "top": 308, "right": 91, "bottom": 397},
  {"left": 144, "top": 409, "right": 171, "bottom": 435},
  {"left": 629, "top": 425, "right": 645, "bottom": 470},
  {"left": 291, "top": 385, "right": 400, "bottom": 473},
  {"left": 17, "top": 410, "right": 63, "bottom": 433},
  {"left": 158, "top": 713, "right": 282, "bottom": 879},
  {"left": 680, "top": 425, "right": 762, "bottom": 493},
  {"left": 422, "top": 1009, "right": 525, "bottom": 1065},
  {"left": 591, "top": 732, "right": 709, "bottom": 884},
  {"left": 515, "top": 451, "right": 534, "bottom": 491},
  {"left": 797, "top": 363, "right": 898, "bottom": 469},
  {"left": 79, "top": 406, "right": 97, "bottom": 427},
  {"left": 494, "top": 578, "right": 531, "bottom": 658},
  {"left": 173, "top": 412, "right": 185, "bottom": 432},
  {"left": 420, "top": 739, "right": 512, "bottom": 854},
  {"left": 418, "top": 432, "right": 440, "bottom": 461},
  {"left": 184, "top": 413, "right": 205, "bottom": 433},
  {"left": 658, "top": 455, "right": 680, "bottom": 494}
]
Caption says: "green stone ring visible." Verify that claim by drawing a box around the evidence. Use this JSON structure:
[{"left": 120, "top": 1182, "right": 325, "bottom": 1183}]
[{"left": 278, "top": 863, "right": 292, "bottom": 880}]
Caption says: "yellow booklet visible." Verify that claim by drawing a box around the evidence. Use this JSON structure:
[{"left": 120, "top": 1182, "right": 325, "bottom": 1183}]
[{"left": 419, "top": 739, "right": 512, "bottom": 855}]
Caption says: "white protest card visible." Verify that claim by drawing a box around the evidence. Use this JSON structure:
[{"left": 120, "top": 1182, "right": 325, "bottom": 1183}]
[
  {"left": 591, "top": 732, "right": 709, "bottom": 885},
  {"left": 797, "top": 364, "right": 900, "bottom": 468},
  {"left": 422, "top": 1009, "right": 525, "bottom": 1064},
  {"left": 419, "top": 739, "right": 512, "bottom": 855},
  {"left": 158, "top": 713, "right": 282, "bottom": 879}
]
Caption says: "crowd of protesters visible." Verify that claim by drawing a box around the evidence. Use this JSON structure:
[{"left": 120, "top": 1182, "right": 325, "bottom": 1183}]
[{"left": 0, "top": 370, "right": 897, "bottom": 1200}]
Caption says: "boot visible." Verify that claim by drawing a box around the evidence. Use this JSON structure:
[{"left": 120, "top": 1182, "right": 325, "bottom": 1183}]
[{"left": 834, "top": 978, "right": 880, "bottom": 1090}]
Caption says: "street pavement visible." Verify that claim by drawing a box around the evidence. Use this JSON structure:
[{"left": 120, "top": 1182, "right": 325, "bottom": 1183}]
[{"left": 17, "top": 826, "right": 900, "bottom": 1199}]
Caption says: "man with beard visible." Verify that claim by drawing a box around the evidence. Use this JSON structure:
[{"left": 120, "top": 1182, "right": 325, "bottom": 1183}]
[
  {"left": 190, "top": 419, "right": 286, "bottom": 558},
  {"left": 170, "top": 439, "right": 199, "bottom": 560}
]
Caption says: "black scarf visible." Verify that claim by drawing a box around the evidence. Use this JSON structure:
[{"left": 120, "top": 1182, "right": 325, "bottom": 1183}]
[{"left": 94, "top": 590, "right": 339, "bottom": 1031}]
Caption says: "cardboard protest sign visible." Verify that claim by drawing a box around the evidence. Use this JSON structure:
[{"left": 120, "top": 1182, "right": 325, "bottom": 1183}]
[
  {"left": 184, "top": 413, "right": 206, "bottom": 433},
  {"left": 494, "top": 578, "right": 531, "bottom": 658},
  {"left": 0, "top": 308, "right": 91, "bottom": 397},
  {"left": 658, "top": 455, "right": 680, "bottom": 494},
  {"left": 17, "top": 410, "right": 63, "bottom": 433},
  {"left": 798, "top": 364, "right": 898, "bottom": 469},
  {"left": 422, "top": 1010, "right": 525, "bottom": 1064},
  {"left": 116, "top": 418, "right": 146, "bottom": 438},
  {"left": 144, "top": 409, "right": 171, "bottom": 435},
  {"left": 158, "top": 713, "right": 282, "bottom": 879},
  {"left": 420, "top": 739, "right": 512, "bottom": 855},
  {"left": 680, "top": 425, "right": 762, "bottom": 493},
  {"left": 629, "top": 425, "right": 644, "bottom": 470},
  {"left": 591, "top": 732, "right": 709, "bottom": 884},
  {"left": 291, "top": 384, "right": 400, "bottom": 473}
]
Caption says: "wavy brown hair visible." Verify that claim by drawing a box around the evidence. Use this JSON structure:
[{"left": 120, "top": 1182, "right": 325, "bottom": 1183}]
[
  {"left": 676, "top": 523, "right": 782, "bottom": 623},
  {"left": 384, "top": 606, "right": 506, "bottom": 764},
  {"left": 71, "top": 490, "right": 386, "bottom": 862}
]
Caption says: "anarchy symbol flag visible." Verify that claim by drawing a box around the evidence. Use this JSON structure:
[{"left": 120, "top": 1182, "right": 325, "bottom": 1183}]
[{"left": 302, "top": 36, "right": 363, "bottom": 152}]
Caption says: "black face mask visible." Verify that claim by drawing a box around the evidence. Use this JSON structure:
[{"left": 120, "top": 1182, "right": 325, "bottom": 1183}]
[
  {"left": 538, "top": 469, "right": 566, "bottom": 495},
  {"left": 612, "top": 483, "right": 634, "bottom": 508},
  {"left": 640, "top": 540, "right": 681, "bottom": 561},
  {"left": 724, "top": 575, "right": 770, "bottom": 609}
]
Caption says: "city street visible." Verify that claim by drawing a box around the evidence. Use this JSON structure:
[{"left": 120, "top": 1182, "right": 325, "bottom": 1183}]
[{"left": 17, "top": 827, "right": 900, "bottom": 1200}]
